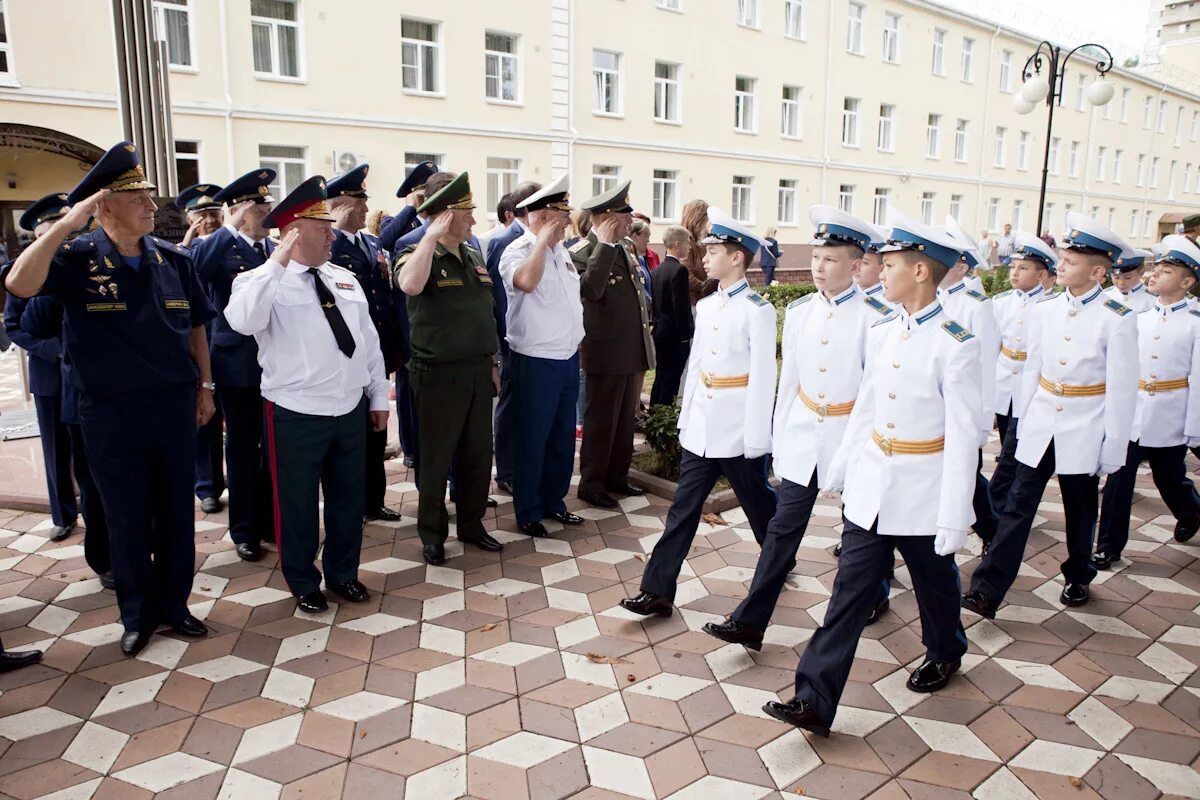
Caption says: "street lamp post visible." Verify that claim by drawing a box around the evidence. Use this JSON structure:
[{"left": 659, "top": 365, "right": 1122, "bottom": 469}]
[{"left": 1013, "top": 41, "right": 1115, "bottom": 235}]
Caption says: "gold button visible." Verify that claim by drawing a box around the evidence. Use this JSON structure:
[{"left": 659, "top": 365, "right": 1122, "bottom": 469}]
[
  {"left": 1152, "top": 354, "right": 1159, "bottom": 359},
  {"left": 1154, "top": 335, "right": 1160, "bottom": 340},
  {"left": 1069, "top": 310, "right": 1077, "bottom": 316},
  {"left": 1012, "top": 368, "right": 1019, "bottom": 374},
  {"left": 1064, "top": 335, "right": 1071, "bottom": 341},
  {"left": 888, "top": 392, "right": 896, "bottom": 399},
  {"left": 886, "top": 422, "right": 895, "bottom": 429},
  {"left": 1056, "top": 405, "right": 1063, "bottom": 412},
  {"left": 821, "top": 338, "right": 829, "bottom": 345},
  {"left": 818, "top": 392, "right": 826, "bottom": 399},
  {"left": 893, "top": 362, "right": 900, "bottom": 368},
  {"left": 1059, "top": 359, "right": 1066, "bottom": 365},
  {"left": 819, "top": 367, "right": 827, "bottom": 372},
  {"left": 817, "top": 417, "right": 824, "bottom": 423},
  {"left": 826, "top": 312, "right": 833, "bottom": 319},
  {"left": 902, "top": 333, "right": 910, "bottom": 340},
  {"left": 707, "top": 393, "right": 713, "bottom": 399},
  {"left": 1016, "top": 337, "right": 1022, "bottom": 343},
  {"left": 711, "top": 349, "right": 717, "bottom": 355}
]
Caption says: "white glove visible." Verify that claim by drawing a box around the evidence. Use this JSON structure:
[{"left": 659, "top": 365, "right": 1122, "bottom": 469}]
[
  {"left": 934, "top": 528, "right": 968, "bottom": 556},
  {"left": 1095, "top": 462, "right": 1121, "bottom": 477},
  {"left": 744, "top": 447, "right": 770, "bottom": 460}
]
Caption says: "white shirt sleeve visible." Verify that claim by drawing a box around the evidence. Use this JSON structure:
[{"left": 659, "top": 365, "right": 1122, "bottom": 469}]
[
  {"left": 976, "top": 299, "right": 1000, "bottom": 426},
  {"left": 225, "top": 259, "right": 286, "bottom": 336},
  {"left": 744, "top": 302, "right": 779, "bottom": 457}
]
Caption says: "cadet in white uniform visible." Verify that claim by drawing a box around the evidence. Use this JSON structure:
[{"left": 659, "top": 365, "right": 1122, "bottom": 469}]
[
  {"left": 1093, "top": 236, "right": 1200, "bottom": 567},
  {"left": 965, "top": 213, "right": 1138, "bottom": 615},
  {"left": 1103, "top": 249, "right": 1156, "bottom": 313},
  {"left": 703, "top": 207, "right": 891, "bottom": 651},
  {"left": 764, "top": 211, "right": 979, "bottom": 736},
  {"left": 621, "top": 209, "right": 778, "bottom": 617},
  {"left": 853, "top": 223, "right": 890, "bottom": 303}
]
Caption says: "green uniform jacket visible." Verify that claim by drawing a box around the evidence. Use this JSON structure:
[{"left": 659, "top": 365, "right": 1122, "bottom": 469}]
[
  {"left": 569, "top": 232, "right": 655, "bottom": 376},
  {"left": 396, "top": 241, "right": 497, "bottom": 368}
]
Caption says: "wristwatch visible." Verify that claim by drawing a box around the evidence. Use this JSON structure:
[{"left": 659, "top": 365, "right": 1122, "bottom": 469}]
[{"left": 199, "top": 381, "right": 216, "bottom": 391}]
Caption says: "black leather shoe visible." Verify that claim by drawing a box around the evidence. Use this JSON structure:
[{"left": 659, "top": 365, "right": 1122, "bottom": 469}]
[
  {"left": 367, "top": 506, "right": 401, "bottom": 522},
  {"left": 171, "top": 615, "right": 208, "bottom": 637},
  {"left": 609, "top": 482, "right": 645, "bottom": 496},
  {"left": 236, "top": 541, "right": 262, "bottom": 562},
  {"left": 581, "top": 491, "right": 619, "bottom": 509},
  {"left": 0, "top": 650, "right": 42, "bottom": 673},
  {"left": 329, "top": 580, "right": 370, "bottom": 603},
  {"left": 1060, "top": 583, "right": 1089, "bottom": 606},
  {"left": 866, "top": 597, "right": 890, "bottom": 626},
  {"left": 200, "top": 497, "right": 223, "bottom": 514},
  {"left": 462, "top": 532, "right": 503, "bottom": 552},
  {"left": 961, "top": 590, "right": 998, "bottom": 619},
  {"left": 99, "top": 571, "right": 116, "bottom": 590},
  {"left": 520, "top": 521, "right": 550, "bottom": 538},
  {"left": 762, "top": 698, "right": 830, "bottom": 737},
  {"left": 296, "top": 591, "right": 329, "bottom": 614},
  {"left": 1175, "top": 517, "right": 1200, "bottom": 543},
  {"left": 121, "top": 630, "right": 153, "bottom": 656},
  {"left": 496, "top": 480, "right": 514, "bottom": 495},
  {"left": 906, "top": 659, "right": 960, "bottom": 693},
  {"left": 49, "top": 522, "right": 74, "bottom": 542},
  {"left": 551, "top": 511, "right": 585, "bottom": 525},
  {"left": 832, "top": 541, "right": 842, "bottom": 557},
  {"left": 424, "top": 543, "right": 446, "bottom": 565},
  {"left": 619, "top": 592, "right": 674, "bottom": 617},
  {"left": 485, "top": 497, "right": 499, "bottom": 508},
  {"left": 702, "top": 618, "right": 763, "bottom": 651},
  {"left": 1090, "top": 551, "right": 1118, "bottom": 570}
]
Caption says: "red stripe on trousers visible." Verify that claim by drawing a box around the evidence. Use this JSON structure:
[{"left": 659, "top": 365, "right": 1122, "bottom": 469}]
[{"left": 263, "top": 399, "right": 290, "bottom": 592}]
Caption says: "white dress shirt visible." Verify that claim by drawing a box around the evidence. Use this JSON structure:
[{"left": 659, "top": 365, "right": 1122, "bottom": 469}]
[
  {"left": 826, "top": 300, "right": 981, "bottom": 539},
  {"left": 224, "top": 223, "right": 266, "bottom": 251},
  {"left": 224, "top": 259, "right": 390, "bottom": 416},
  {"left": 1103, "top": 282, "right": 1155, "bottom": 314},
  {"left": 498, "top": 229, "right": 585, "bottom": 360},
  {"left": 1130, "top": 299, "right": 1200, "bottom": 448},
  {"left": 773, "top": 284, "right": 890, "bottom": 486},
  {"left": 1015, "top": 283, "right": 1138, "bottom": 474},
  {"left": 678, "top": 278, "right": 778, "bottom": 459},
  {"left": 938, "top": 279, "right": 1000, "bottom": 443},
  {"left": 991, "top": 285, "right": 1044, "bottom": 417}
]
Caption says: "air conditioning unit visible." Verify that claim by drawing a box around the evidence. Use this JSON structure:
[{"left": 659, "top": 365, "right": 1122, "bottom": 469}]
[{"left": 331, "top": 151, "right": 367, "bottom": 176}]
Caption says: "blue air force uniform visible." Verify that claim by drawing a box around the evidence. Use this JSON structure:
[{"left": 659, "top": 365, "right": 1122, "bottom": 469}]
[
  {"left": 379, "top": 161, "right": 439, "bottom": 254},
  {"left": 485, "top": 219, "right": 522, "bottom": 489}
]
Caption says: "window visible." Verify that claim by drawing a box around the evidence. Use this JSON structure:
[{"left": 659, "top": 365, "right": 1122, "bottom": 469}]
[
  {"left": 920, "top": 192, "right": 935, "bottom": 225},
  {"left": 592, "top": 50, "right": 621, "bottom": 114},
  {"left": 838, "top": 184, "right": 855, "bottom": 214},
  {"left": 1145, "top": 209, "right": 1153, "bottom": 238},
  {"left": 174, "top": 140, "right": 200, "bottom": 188},
  {"left": 781, "top": 85, "right": 803, "bottom": 138},
  {"left": 842, "top": 97, "right": 861, "bottom": 147},
  {"left": 484, "top": 32, "right": 519, "bottom": 102},
  {"left": 931, "top": 29, "right": 946, "bottom": 76},
  {"left": 846, "top": 2, "right": 864, "bottom": 54},
  {"left": 1095, "top": 146, "right": 1107, "bottom": 180},
  {"left": 251, "top": 0, "right": 301, "bottom": 79},
  {"left": 259, "top": 144, "right": 306, "bottom": 197},
  {"left": 954, "top": 118, "right": 968, "bottom": 162},
  {"left": 1108, "top": 207, "right": 1116, "bottom": 229},
  {"left": 1158, "top": 98, "right": 1168, "bottom": 132},
  {"left": 1012, "top": 199, "right": 1024, "bottom": 230},
  {"left": 654, "top": 61, "right": 681, "bottom": 123},
  {"left": 153, "top": 0, "right": 193, "bottom": 68},
  {"left": 1169, "top": 160, "right": 1178, "bottom": 198},
  {"left": 1113, "top": 149, "right": 1123, "bottom": 183},
  {"left": 1151, "top": 155, "right": 1161, "bottom": 188},
  {"left": 0, "top": 0, "right": 10, "bottom": 77},
  {"left": 949, "top": 194, "right": 963, "bottom": 221},
  {"left": 1120, "top": 88, "right": 1130, "bottom": 122},
  {"left": 1074, "top": 74, "right": 1086, "bottom": 112},
  {"left": 1130, "top": 208, "right": 1140, "bottom": 238},
  {"left": 784, "top": 0, "right": 805, "bottom": 39},
  {"left": 993, "top": 126, "right": 1006, "bottom": 167},
  {"left": 1044, "top": 202, "right": 1055, "bottom": 229},
  {"left": 777, "top": 179, "right": 797, "bottom": 225},
  {"left": 999, "top": 50, "right": 1012, "bottom": 92},
  {"left": 1186, "top": 163, "right": 1193, "bottom": 194},
  {"left": 734, "top": 76, "right": 757, "bottom": 132},
  {"left": 926, "top": 113, "right": 941, "bottom": 158},
  {"left": 1062, "top": 205, "right": 1074, "bottom": 234},
  {"left": 652, "top": 169, "right": 679, "bottom": 221},
  {"left": 400, "top": 18, "right": 439, "bottom": 93},
  {"left": 591, "top": 164, "right": 621, "bottom": 197},
  {"left": 731, "top": 175, "right": 754, "bottom": 222},
  {"left": 987, "top": 197, "right": 999, "bottom": 230},
  {"left": 737, "top": 0, "right": 759, "bottom": 28},
  {"left": 1136, "top": 154, "right": 1146, "bottom": 186},
  {"left": 1068, "top": 141, "right": 1080, "bottom": 177},
  {"left": 486, "top": 158, "right": 520, "bottom": 217},
  {"left": 960, "top": 37, "right": 974, "bottom": 82},
  {"left": 877, "top": 104, "right": 895, "bottom": 152},
  {"left": 1143, "top": 95, "right": 1153, "bottom": 129},
  {"left": 882, "top": 12, "right": 901, "bottom": 63},
  {"left": 405, "top": 152, "right": 443, "bottom": 177},
  {"left": 656, "top": 0, "right": 681, "bottom": 9},
  {"left": 1176, "top": 106, "right": 1186, "bottom": 146},
  {"left": 873, "top": 188, "right": 890, "bottom": 225},
  {"left": 1017, "top": 131, "right": 1030, "bottom": 170},
  {"left": 1049, "top": 137, "right": 1061, "bottom": 174},
  {"left": 1193, "top": 110, "right": 1200, "bottom": 141}
]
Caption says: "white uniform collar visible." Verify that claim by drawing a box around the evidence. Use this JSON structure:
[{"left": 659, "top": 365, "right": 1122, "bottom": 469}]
[
  {"left": 717, "top": 277, "right": 750, "bottom": 302},
  {"left": 1015, "top": 285, "right": 1044, "bottom": 301},
  {"left": 896, "top": 299, "right": 943, "bottom": 330},
  {"left": 818, "top": 283, "right": 859, "bottom": 307},
  {"left": 940, "top": 279, "right": 968, "bottom": 297},
  {"left": 1154, "top": 297, "right": 1191, "bottom": 315},
  {"left": 1065, "top": 283, "right": 1103, "bottom": 310},
  {"left": 862, "top": 282, "right": 884, "bottom": 297},
  {"left": 1120, "top": 282, "right": 1146, "bottom": 297},
  {"left": 285, "top": 260, "right": 327, "bottom": 275}
]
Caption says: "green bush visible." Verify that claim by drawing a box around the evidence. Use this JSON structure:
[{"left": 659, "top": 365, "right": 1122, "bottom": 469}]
[
  {"left": 640, "top": 401, "right": 683, "bottom": 478},
  {"left": 758, "top": 283, "right": 816, "bottom": 312},
  {"left": 980, "top": 266, "right": 1011, "bottom": 296}
]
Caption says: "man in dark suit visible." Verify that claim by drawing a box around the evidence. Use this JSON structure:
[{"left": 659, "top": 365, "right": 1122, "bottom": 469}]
[
  {"left": 650, "top": 225, "right": 694, "bottom": 407},
  {"left": 379, "top": 161, "right": 439, "bottom": 254}
]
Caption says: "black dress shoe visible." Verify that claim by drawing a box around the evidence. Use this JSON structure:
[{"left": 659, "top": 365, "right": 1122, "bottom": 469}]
[
  {"left": 961, "top": 590, "right": 998, "bottom": 619},
  {"left": 702, "top": 618, "right": 763, "bottom": 651},
  {"left": 762, "top": 698, "right": 830, "bottom": 737},
  {"left": 906, "top": 658, "right": 960, "bottom": 693},
  {"left": 551, "top": 511, "right": 585, "bottom": 525},
  {"left": 608, "top": 482, "right": 645, "bottom": 496},
  {"left": 520, "top": 521, "right": 550, "bottom": 538},
  {"left": 424, "top": 543, "right": 446, "bottom": 565},
  {"left": 1090, "top": 551, "right": 1118, "bottom": 570},
  {"left": 329, "top": 580, "right": 370, "bottom": 603},
  {"left": 200, "top": 497, "right": 223, "bottom": 514},
  {"left": 462, "top": 532, "right": 503, "bottom": 552},
  {"left": 1060, "top": 582, "right": 1089, "bottom": 606},
  {"left": 121, "top": 630, "right": 153, "bottom": 656},
  {"left": 98, "top": 571, "right": 116, "bottom": 590},
  {"left": 866, "top": 597, "right": 890, "bottom": 626},
  {"left": 49, "top": 522, "right": 74, "bottom": 542},
  {"left": 236, "top": 541, "right": 262, "bottom": 562},
  {"left": 619, "top": 592, "right": 674, "bottom": 617},
  {"left": 581, "top": 491, "right": 619, "bottom": 509},
  {"left": 0, "top": 650, "right": 42, "bottom": 673},
  {"left": 832, "top": 541, "right": 842, "bottom": 557},
  {"left": 367, "top": 506, "right": 401, "bottom": 522},
  {"left": 496, "top": 480, "right": 514, "bottom": 495},
  {"left": 171, "top": 615, "right": 208, "bottom": 637},
  {"left": 1175, "top": 517, "right": 1200, "bottom": 543},
  {"left": 296, "top": 591, "right": 329, "bottom": 614},
  {"left": 486, "top": 497, "right": 499, "bottom": 508}
]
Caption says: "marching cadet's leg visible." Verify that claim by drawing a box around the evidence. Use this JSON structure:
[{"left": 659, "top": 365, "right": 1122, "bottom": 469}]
[
  {"left": 721, "top": 454, "right": 777, "bottom": 545},
  {"left": 1058, "top": 472, "right": 1101, "bottom": 604},
  {"left": 320, "top": 398, "right": 367, "bottom": 596},
  {"left": 151, "top": 385, "right": 201, "bottom": 626},
  {"left": 70, "top": 423, "right": 111, "bottom": 579},
  {"left": 452, "top": 365, "right": 498, "bottom": 544},
  {"left": 972, "top": 449, "right": 998, "bottom": 543},
  {"left": 1094, "top": 441, "right": 1140, "bottom": 568},
  {"left": 995, "top": 408, "right": 1011, "bottom": 446},
  {"left": 894, "top": 534, "right": 968, "bottom": 688},
  {"left": 265, "top": 401, "right": 328, "bottom": 599},
  {"left": 541, "top": 355, "right": 581, "bottom": 519},
  {"left": 411, "top": 367, "right": 469, "bottom": 554},
  {"left": 1146, "top": 444, "right": 1200, "bottom": 542},
  {"left": 988, "top": 416, "right": 1020, "bottom": 514}
]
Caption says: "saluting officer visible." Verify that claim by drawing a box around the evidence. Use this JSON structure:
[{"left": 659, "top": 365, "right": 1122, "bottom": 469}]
[
  {"left": 571, "top": 180, "right": 655, "bottom": 508},
  {"left": 3, "top": 141, "right": 216, "bottom": 656},
  {"left": 1093, "top": 236, "right": 1200, "bottom": 567},
  {"left": 327, "top": 164, "right": 401, "bottom": 522},
  {"left": 191, "top": 170, "right": 277, "bottom": 561},
  {"left": 178, "top": 182, "right": 225, "bottom": 249},
  {"left": 1103, "top": 249, "right": 1156, "bottom": 313},
  {"left": 965, "top": 213, "right": 1138, "bottom": 616},
  {"left": 380, "top": 161, "right": 439, "bottom": 254}
]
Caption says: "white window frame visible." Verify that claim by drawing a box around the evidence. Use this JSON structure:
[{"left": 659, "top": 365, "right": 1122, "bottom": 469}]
[
  {"left": 882, "top": 12, "right": 901, "bottom": 64},
  {"left": 1113, "top": 149, "right": 1123, "bottom": 183},
  {"left": 591, "top": 164, "right": 621, "bottom": 198},
  {"left": 993, "top": 126, "right": 1006, "bottom": 167},
  {"left": 654, "top": 61, "right": 681, "bottom": 124},
  {"left": 1012, "top": 199, "right": 1024, "bottom": 230},
  {"left": 731, "top": 175, "right": 755, "bottom": 223},
  {"left": 1049, "top": 137, "right": 1061, "bottom": 175},
  {"left": 877, "top": 103, "right": 896, "bottom": 153},
  {"left": 999, "top": 49, "right": 1012, "bottom": 92},
  {"left": 400, "top": 17, "right": 441, "bottom": 94},
  {"left": 655, "top": 0, "right": 682, "bottom": 10},
  {"left": 1145, "top": 209, "right": 1153, "bottom": 239},
  {"left": 777, "top": 179, "right": 798, "bottom": 226},
  {"left": 1136, "top": 154, "right": 1146, "bottom": 187},
  {"left": 1192, "top": 110, "right": 1200, "bottom": 141},
  {"left": 1017, "top": 131, "right": 1030, "bottom": 170},
  {"left": 0, "top": 0, "right": 14, "bottom": 84},
  {"left": 153, "top": 0, "right": 196, "bottom": 71},
  {"left": 926, "top": 113, "right": 941, "bottom": 159},
  {"left": 1095, "top": 146, "right": 1107, "bottom": 181},
  {"left": 781, "top": 84, "right": 803, "bottom": 139},
  {"left": 1169, "top": 160, "right": 1178, "bottom": 199},
  {"left": 784, "top": 0, "right": 806, "bottom": 40},
  {"left": 842, "top": 96, "right": 861, "bottom": 148},
  {"left": 174, "top": 139, "right": 202, "bottom": 187},
  {"left": 737, "top": 0, "right": 760, "bottom": 29},
  {"left": 259, "top": 144, "right": 308, "bottom": 197},
  {"left": 1158, "top": 98, "right": 1169, "bottom": 132},
  {"left": 1120, "top": 88, "right": 1130, "bottom": 123},
  {"left": 949, "top": 193, "right": 963, "bottom": 221},
  {"left": 1130, "top": 208, "right": 1140, "bottom": 238},
  {"left": 1068, "top": 140, "right": 1080, "bottom": 178},
  {"left": 838, "top": 184, "right": 855, "bottom": 214},
  {"left": 960, "top": 37, "right": 974, "bottom": 82},
  {"left": 1185, "top": 163, "right": 1192, "bottom": 194},
  {"left": 484, "top": 31, "right": 520, "bottom": 104},
  {"left": 872, "top": 188, "right": 890, "bottom": 226},
  {"left": 920, "top": 191, "right": 935, "bottom": 225},
  {"left": 251, "top": 0, "right": 304, "bottom": 81},
  {"left": 1144, "top": 95, "right": 1154, "bottom": 129},
  {"left": 1151, "top": 155, "right": 1161, "bottom": 188},
  {"left": 1074, "top": 73, "right": 1086, "bottom": 112},
  {"left": 1176, "top": 106, "right": 1185, "bottom": 146},
  {"left": 652, "top": 169, "right": 680, "bottom": 222},
  {"left": 734, "top": 75, "right": 757, "bottom": 133},
  {"left": 485, "top": 157, "right": 521, "bottom": 220},
  {"left": 954, "top": 118, "right": 968, "bottom": 163},
  {"left": 1107, "top": 207, "right": 1116, "bottom": 228},
  {"left": 931, "top": 28, "right": 946, "bottom": 76},
  {"left": 846, "top": 2, "right": 864, "bottom": 55},
  {"left": 987, "top": 197, "right": 999, "bottom": 230},
  {"left": 591, "top": 49, "right": 623, "bottom": 116}
]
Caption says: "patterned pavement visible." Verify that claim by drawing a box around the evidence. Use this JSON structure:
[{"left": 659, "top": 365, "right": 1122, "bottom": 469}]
[{"left": 0, "top": 428, "right": 1198, "bottom": 798}]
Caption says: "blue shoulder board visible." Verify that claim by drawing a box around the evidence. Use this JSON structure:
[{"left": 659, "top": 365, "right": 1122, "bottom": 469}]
[
  {"left": 871, "top": 313, "right": 897, "bottom": 328},
  {"left": 941, "top": 320, "right": 975, "bottom": 341},
  {"left": 58, "top": 238, "right": 95, "bottom": 255},
  {"left": 993, "top": 289, "right": 1013, "bottom": 299},
  {"left": 1103, "top": 299, "right": 1131, "bottom": 316},
  {"left": 787, "top": 294, "right": 814, "bottom": 309},
  {"left": 151, "top": 236, "right": 188, "bottom": 256},
  {"left": 1037, "top": 292, "right": 1059, "bottom": 303},
  {"left": 1190, "top": 309, "right": 1200, "bottom": 319},
  {"left": 966, "top": 290, "right": 987, "bottom": 302},
  {"left": 747, "top": 291, "right": 769, "bottom": 307},
  {"left": 864, "top": 296, "right": 890, "bottom": 315}
]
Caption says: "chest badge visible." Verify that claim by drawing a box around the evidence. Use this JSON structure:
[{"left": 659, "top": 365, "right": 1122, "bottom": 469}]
[
  {"left": 108, "top": 282, "right": 120, "bottom": 300},
  {"left": 440, "top": 269, "right": 448, "bottom": 277},
  {"left": 103, "top": 256, "right": 116, "bottom": 271}
]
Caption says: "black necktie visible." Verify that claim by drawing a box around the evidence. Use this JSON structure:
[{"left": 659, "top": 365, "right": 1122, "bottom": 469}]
[
  {"left": 308, "top": 268, "right": 356, "bottom": 358},
  {"left": 253, "top": 240, "right": 266, "bottom": 263}
]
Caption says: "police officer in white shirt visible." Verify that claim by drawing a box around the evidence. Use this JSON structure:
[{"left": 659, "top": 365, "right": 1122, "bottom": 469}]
[
  {"left": 497, "top": 175, "right": 587, "bottom": 539},
  {"left": 764, "top": 211, "right": 979, "bottom": 736},
  {"left": 1093, "top": 236, "right": 1200, "bottom": 567},
  {"left": 703, "top": 207, "right": 891, "bottom": 650},
  {"left": 1103, "top": 249, "right": 1156, "bottom": 313},
  {"left": 964, "top": 212, "right": 1138, "bottom": 616},
  {"left": 225, "top": 176, "right": 390, "bottom": 615},
  {"left": 853, "top": 223, "right": 890, "bottom": 304},
  {"left": 621, "top": 209, "right": 778, "bottom": 617}
]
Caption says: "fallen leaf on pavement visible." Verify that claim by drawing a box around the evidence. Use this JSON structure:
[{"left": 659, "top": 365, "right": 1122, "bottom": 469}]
[{"left": 585, "top": 653, "right": 629, "bottom": 664}]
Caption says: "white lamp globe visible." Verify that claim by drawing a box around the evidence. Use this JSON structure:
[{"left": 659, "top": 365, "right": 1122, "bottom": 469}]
[
  {"left": 1087, "top": 77, "right": 1115, "bottom": 106},
  {"left": 1012, "top": 94, "right": 1036, "bottom": 114},
  {"left": 1021, "top": 75, "right": 1050, "bottom": 103}
]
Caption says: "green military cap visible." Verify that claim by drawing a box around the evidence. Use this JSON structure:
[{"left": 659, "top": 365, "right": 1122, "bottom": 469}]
[
  {"left": 418, "top": 171, "right": 475, "bottom": 215},
  {"left": 580, "top": 179, "right": 633, "bottom": 214}
]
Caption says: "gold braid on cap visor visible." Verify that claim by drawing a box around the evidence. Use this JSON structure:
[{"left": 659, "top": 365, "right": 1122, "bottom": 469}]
[
  {"left": 447, "top": 192, "right": 475, "bottom": 210},
  {"left": 105, "top": 165, "right": 154, "bottom": 192},
  {"left": 294, "top": 201, "right": 333, "bottom": 220}
]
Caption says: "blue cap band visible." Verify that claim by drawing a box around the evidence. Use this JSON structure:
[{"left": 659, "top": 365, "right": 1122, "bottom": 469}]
[
  {"left": 814, "top": 222, "right": 869, "bottom": 249},
  {"left": 884, "top": 226, "right": 961, "bottom": 269},
  {"left": 1063, "top": 229, "right": 1120, "bottom": 262}
]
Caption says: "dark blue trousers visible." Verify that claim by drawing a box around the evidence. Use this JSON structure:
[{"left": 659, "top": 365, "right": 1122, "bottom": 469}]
[
  {"left": 640, "top": 449, "right": 776, "bottom": 601},
  {"left": 69, "top": 424, "right": 110, "bottom": 576},
  {"left": 972, "top": 448, "right": 998, "bottom": 541},
  {"left": 1097, "top": 441, "right": 1200, "bottom": 558},
  {"left": 794, "top": 516, "right": 967, "bottom": 726},
  {"left": 194, "top": 390, "right": 226, "bottom": 501},
  {"left": 970, "top": 442, "right": 1098, "bottom": 605},
  {"left": 995, "top": 409, "right": 1013, "bottom": 447},
  {"left": 494, "top": 349, "right": 516, "bottom": 485},
  {"left": 733, "top": 475, "right": 816, "bottom": 630},
  {"left": 989, "top": 414, "right": 1020, "bottom": 513},
  {"left": 33, "top": 393, "right": 77, "bottom": 527},
  {"left": 512, "top": 351, "right": 579, "bottom": 526},
  {"left": 395, "top": 365, "right": 418, "bottom": 462},
  {"left": 78, "top": 385, "right": 196, "bottom": 633},
  {"left": 220, "top": 385, "right": 273, "bottom": 546}
]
